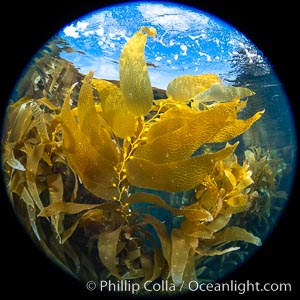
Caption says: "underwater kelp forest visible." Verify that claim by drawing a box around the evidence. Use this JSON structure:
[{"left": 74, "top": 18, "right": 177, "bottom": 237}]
[{"left": 1, "top": 24, "right": 293, "bottom": 296}]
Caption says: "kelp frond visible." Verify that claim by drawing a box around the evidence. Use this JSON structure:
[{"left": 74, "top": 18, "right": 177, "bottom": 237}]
[{"left": 2, "top": 26, "right": 268, "bottom": 292}]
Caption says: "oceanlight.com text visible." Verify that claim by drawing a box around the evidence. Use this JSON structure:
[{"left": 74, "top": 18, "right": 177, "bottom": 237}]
[
  {"left": 86, "top": 279, "right": 292, "bottom": 294},
  {"left": 188, "top": 280, "right": 292, "bottom": 294}
]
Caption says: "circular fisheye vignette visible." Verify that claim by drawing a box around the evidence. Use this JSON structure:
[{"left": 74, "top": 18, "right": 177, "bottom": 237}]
[{"left": 1, "top": 1, "right": 297, "bottom": 297}]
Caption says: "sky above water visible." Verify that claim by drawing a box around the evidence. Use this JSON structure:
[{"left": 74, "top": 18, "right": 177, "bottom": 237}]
[{"left": 59, "top": 1, "right": 257, "bottom": 89}]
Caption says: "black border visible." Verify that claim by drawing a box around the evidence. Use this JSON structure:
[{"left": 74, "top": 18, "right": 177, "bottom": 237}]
[{"left": 1, "top": 0, "right": 298, "bottom": 298}]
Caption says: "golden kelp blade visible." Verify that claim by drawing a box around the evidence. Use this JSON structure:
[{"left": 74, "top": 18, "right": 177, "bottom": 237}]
[
  {"left": 139, "top": 245, "right": 165, "bottom": 286},
  {"left": 195, "top": 246, "right": 240, "bottom": 256},
  {"left": 157, "top": 104, "right": 199, "bottom": 124},
  {"left": 181, "top": 203, "right": 213, "bottom": 222},
  {"left": 182, "top": 97, "right": 264, "bottom": 144},
  {"left": 181, "top": 215, "right": 232, "bottom": 239},
  {"left": 47, "top": 173, "right": 64, "bottom": 239},
  {"left": 24, "top": 143, "right": 45, "bottom": 211},
  {"left": 205, "top": 214, "right": 232, "bottom": 232},
  {"left": 182, "top": 250, "right": 197, "bottom": 284},
  {"left": 194, "top": 84, "right": 255, "bottom": 104},
  {"left": 5, "top": 102, "right": 33, "bottom": 143},
  {"left": 92, "top": 78, "right": 138, "bottom": 138},
  {"left": 126, "top": 143, "right": 238, "bottom": 192},
  {"left": 133, "top": 104, "right": 230, "bottom": 163},
  {"left": 134, "top": 98, "right": 262, "bottom": 164},
  {"left": 170, "top": 229, "right": 198, "bottom": 286},
  {"left": 202, "top": 226, "right": 262, "bottom": 246},
  {"left": 60, "top": 88, "right": 116, "bottom": 200},
  {"left": 209, "top": 109, "right": 265, "bottom": 143},
  {"left": 146, "top": 116, "right": 187, "bottom": 142},
  {"left": 78, "top": 72, "right": 119, "bottom": 162},
  {"left": 181, "top": 219, "right": 215, "bottom": 239},
  {"left": 98, "top": 226, "right": 123, "bottom": 279},
  {"left": 166, "top": 74, "right": 221, "bottom": 102},
  {"left": 38, "top": 201, "right": 107, "bottom": 217},
  {"left": 119, "top": 27, "right": 156, "bottom": 116},
  {"left": 4, "top": 143, "right": 25, "bottom": 171},
  {"left": 30, "top": 101, "right": 50, "bottom": 143},
  {"left": 140, "top": 214, "right": 171, "bottom": 268},
  {"left": 128, "top": 192, "right": 212, "bottom": 221}
]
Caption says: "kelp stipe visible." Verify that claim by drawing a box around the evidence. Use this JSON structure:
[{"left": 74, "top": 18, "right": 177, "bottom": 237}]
[{"left": 2, "top": 26, "right": 268, "bottom": 295}]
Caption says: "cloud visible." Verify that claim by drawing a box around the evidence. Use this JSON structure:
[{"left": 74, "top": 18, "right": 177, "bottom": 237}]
[
  {"left": 149, "top": 69, "right": 174, "bottom": 90},
  {"left": 180, "top": 44, "right": 188, "bottom": 56},
  {"left": 63, "top": 21, "right": 89, "bottom": 38},
  {"left": 93, "top": 60, "right": 119, "bottom": 79},
  {"left": 199, "top": 52, "right": 212, "bottom": 62}
]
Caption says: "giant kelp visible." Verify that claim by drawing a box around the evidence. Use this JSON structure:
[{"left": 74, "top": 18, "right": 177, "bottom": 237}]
[{"left": 2, "top": 26, "right": 267, "bottom": 294}]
